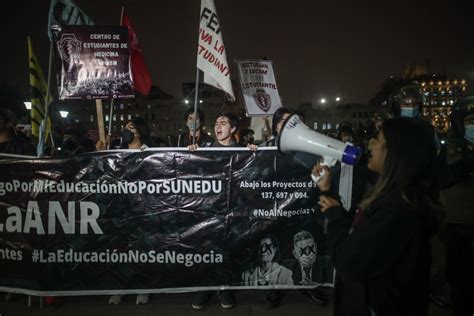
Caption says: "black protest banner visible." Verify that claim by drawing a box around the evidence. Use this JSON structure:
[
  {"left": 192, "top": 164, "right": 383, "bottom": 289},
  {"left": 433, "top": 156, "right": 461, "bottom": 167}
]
[
  {"left": 51, "top": 25, "right": 134, "bottom": 100},
  {"left": 0, "top": 149, "right": 334, "bottom": 295}
]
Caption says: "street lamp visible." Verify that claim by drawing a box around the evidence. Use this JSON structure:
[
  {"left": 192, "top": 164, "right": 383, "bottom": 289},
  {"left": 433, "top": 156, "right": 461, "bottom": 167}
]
[
  {"left": 335, "top": 97, "right": 341, "bottom": 102},
  {"left": 320, "top": 98, "right": 326, "bottom": 104},
  {"left": 184, "top": 99, "right": 189, "bottom": 104},
  {"left": 23, "top": 102, "right": 32, "bottom": 110},
  {"left": 59, "top": 111, "right": 69, "bottom": 118}
]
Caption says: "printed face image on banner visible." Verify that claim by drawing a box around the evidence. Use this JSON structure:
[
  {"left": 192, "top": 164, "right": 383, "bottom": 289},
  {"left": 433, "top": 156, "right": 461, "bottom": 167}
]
[
  {"left": 0, "top": 149, "right": 334, "bottom": 294},
  {"left": 236, "top": 60, "right": 282, "bottom": 116},
  {"left": 51, "top": 25, "right": 134, "bottom": 100}
]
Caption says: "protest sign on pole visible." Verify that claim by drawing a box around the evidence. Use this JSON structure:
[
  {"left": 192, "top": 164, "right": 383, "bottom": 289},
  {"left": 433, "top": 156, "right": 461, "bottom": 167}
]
[
  {"left": 236, "top": 59, "right": 282, "bottom": 116},
  {"left": 51, "top": 25, "right": 133, "bottom": 100},
  {"left": 197, "top": 0, "right": 235, "bottom": 102}
]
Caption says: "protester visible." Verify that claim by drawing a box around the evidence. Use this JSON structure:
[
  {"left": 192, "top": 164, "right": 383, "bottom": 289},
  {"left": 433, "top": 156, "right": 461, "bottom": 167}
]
[
  {"left": 52, "top": 127, "right": 90, "bottom": 157},
  {"left": 189, "top": 111, "right": 243, "bottom": 310},
  {"left": 316, "top": 117, "right": 440, "bottom": 316},
  {"left": 238, "top": 128, "right": 255, "bottom": 147},
  {"left": 448, "top": 94, "right": 474, "bottom": 181},
  {"left": 105, "top": 117, "right": 155, "bottom": 305},
  {"left": 177, "top": 107, "right": 213, "bottom": 147},
  {"left": 259, "top": 106, "right": 328, "bottom": 307},
  {"left": 97, "top": 117, "right": 154, "bottom": 152},
  {"left": 261, "top": 107, "right": 294, "bottom": 146},
  {"left": 317, "top": 122, "right": 369, "bottom": 212},
  {"left": 0, "top": 109, "right": 35, "bottom": 155},
  {"left": 441, "top": 95, "right": 474, "bottom": 314}
]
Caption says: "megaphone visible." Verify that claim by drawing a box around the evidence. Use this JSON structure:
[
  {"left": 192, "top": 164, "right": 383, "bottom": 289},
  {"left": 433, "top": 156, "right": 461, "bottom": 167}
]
[{"left": 278, "top": 114, "right": 361, "bottom": 181}]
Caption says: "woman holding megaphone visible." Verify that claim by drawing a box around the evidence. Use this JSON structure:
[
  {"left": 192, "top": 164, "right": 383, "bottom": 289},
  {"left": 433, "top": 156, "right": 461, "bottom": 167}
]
[{"left": 315, "top": 117, "right": 440, "bottom": 316}]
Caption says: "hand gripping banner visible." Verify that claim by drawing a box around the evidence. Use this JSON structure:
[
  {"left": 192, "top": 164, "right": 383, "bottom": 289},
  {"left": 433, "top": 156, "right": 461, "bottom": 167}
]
[{"left": 0, "top": 149, "right": 334, "bottom": 295}]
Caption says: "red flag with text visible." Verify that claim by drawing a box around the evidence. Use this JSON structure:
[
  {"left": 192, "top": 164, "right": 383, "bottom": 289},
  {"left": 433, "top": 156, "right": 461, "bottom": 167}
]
[{"left": 121, "top": 12, "right": 152, "bottom": 96}]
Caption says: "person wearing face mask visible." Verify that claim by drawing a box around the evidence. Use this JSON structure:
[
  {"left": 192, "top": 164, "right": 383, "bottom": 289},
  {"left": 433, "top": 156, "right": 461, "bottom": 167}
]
[
  {"left": 107, "top": 117, "right": 155, "bottom": 306},
  {"left": 388, "top": 84, "right": 424, "bottom": 119},
  {"left": 53, "top": 128, "right": 90, "bottom": 157},
  {"left": 448, "top": 94, "right": 474, "bottom": 182},
  {"left": 442, "top": 95, "right": 474, "bottom": 315},
  {"left": 177, "top": 107, "right": 213, "bottom": 147},
  {"left": 315, "top": 117, "right": 440, "bottom": 316},
  {"left": 0, "top": 109, "right": 35, "bottom": 156}
]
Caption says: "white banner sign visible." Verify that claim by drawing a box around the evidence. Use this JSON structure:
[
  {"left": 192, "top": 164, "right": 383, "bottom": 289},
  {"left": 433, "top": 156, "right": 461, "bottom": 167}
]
[
  {"left": 197, "top": 0, "right": 235, "bottom": 101},
  {"left": 236, "top": 60, "right": 282, "bottom": 116}
]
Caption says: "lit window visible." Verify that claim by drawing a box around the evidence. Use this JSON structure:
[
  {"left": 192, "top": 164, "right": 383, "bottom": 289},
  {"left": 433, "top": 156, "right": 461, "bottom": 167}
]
[
  {"left": 120, "top": 103, "right": 124, "bottom": 110},
  {"left": 90, "top": 115, "right": 94, "bottom": 123},
  {"left": 120, "top": 114, "right": 124, "bottom": 121},
  {"left": 128, "top": 114, "right": 131, "bottom": 120},
  {"left": 147, "top": 104, "right": 151, "bottom": 109},
  {"left": 105, "top": 115, "right": 109, "bottom": 122},
  {"left": 322, "top": 123, "right": 327, "bottom": 130},
  {"left": 313, "top": 122, "right": 318, "bottom": 130},
  {"left": 113, "top": 114, "right": 116, "bottom": 121},
  {"left": 327, "top": 122, "right": 332, "bottom": 129}
]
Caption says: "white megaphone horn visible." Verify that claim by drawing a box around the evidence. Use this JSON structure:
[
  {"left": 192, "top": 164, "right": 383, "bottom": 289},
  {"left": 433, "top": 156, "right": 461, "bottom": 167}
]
[{"left": 278, "top": 114, "right": 362, "bottom": 182}]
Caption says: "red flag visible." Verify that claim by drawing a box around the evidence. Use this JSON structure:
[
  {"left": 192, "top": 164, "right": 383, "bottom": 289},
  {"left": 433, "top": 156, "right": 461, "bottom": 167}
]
[{"left": 121, "top": 12, "right": 152, "bottom": 96}]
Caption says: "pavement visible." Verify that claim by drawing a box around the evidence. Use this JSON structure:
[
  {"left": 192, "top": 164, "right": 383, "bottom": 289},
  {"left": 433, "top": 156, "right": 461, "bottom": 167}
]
[{"left": 0, "top": 288, "right": 455, "bottom": 316}]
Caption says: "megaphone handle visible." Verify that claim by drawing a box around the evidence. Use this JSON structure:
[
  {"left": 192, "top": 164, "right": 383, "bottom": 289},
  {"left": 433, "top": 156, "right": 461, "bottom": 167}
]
[
  {"left": 311, "top": 156, "right": 336, "bottom": 184},
  {"left": 311, "top": 162, "right": 327, "bottom": 183}
]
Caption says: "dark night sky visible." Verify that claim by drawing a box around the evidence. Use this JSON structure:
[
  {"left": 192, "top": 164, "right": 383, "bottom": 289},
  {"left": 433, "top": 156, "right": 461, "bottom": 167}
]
[{"left": 2, "top": 0, "right": 474, "bottom": 106}]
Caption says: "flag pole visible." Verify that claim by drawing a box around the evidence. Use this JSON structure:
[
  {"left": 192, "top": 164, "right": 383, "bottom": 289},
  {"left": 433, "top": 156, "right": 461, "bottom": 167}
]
[
  {"left": 38, "top": 40, "right": 55, "bottom": 156},
  {"left": 105, "top": 7, "right": 125, "bottom": 149},
  {"left": 192, "top": 69, "right": 200, "bottom": 145},
  {"left": 45, "top": 41, "right": 55, "bottom": 148},
  {"left": 107, "top": 99, "right": 114, "bottom": 146}
]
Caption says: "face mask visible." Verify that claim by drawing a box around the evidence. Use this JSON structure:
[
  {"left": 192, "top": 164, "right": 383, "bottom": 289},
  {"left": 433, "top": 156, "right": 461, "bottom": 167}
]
[
  {"left": 465, "top": 124, "right": 474, "bottom": 143},
  {"left": 121, "top": 129, "right": 135, "bottom": 144},
  {"left": 400, "top": 107, "right": 419, "bottom": 118},
  {"left": 187, "top": 121, "right": 201, "bottom": 132}
]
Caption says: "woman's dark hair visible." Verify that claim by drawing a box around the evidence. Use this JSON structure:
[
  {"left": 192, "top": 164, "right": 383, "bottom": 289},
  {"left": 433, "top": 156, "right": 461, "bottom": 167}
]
[
  {"left": 271, "top": 107, "right": 294, "bottom": 136},
  {"left": 360, "top": 118, "right": 438, "bottom": 213},
  {"left": 120, "top": 117, "right": 155, "bottom": 148},
  {"left": 183, "top": 107, "right": 205, "bottom": 124}
]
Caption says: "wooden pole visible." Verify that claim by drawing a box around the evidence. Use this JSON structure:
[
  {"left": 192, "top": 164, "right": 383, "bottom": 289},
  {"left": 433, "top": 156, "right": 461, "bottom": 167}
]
[{"left": 95, "top": 99, "right": 106, "bottom": 143}]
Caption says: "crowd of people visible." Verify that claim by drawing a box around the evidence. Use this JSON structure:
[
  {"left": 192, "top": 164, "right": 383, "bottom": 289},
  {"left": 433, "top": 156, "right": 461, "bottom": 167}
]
[{"left": 1, "top": 83, "right": 474, "bottom": 315}]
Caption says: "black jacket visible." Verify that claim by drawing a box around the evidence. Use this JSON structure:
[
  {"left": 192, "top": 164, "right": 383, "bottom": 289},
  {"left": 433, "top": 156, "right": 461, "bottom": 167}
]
[
  {"left": 177, "top": 132, "right": 214, "bottom": 147},
  {"left": 0, "top": 135, "right": 35, "bottom": 156},
  {"left": 325, "top": 190, "right": 433, "bottom": 316}
]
